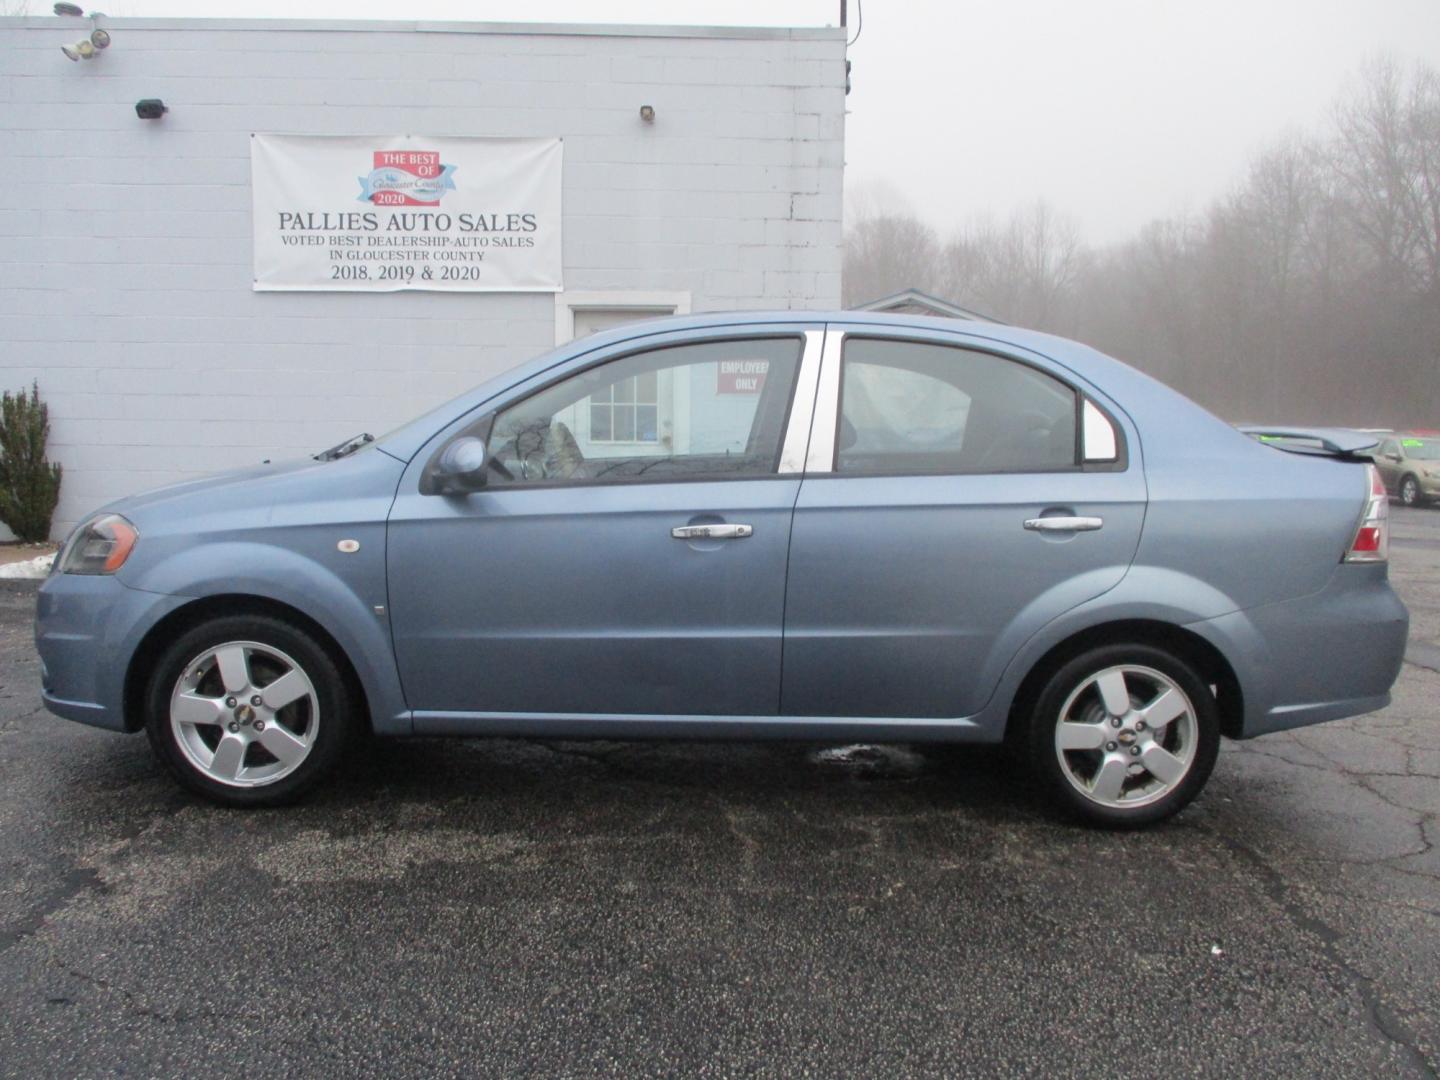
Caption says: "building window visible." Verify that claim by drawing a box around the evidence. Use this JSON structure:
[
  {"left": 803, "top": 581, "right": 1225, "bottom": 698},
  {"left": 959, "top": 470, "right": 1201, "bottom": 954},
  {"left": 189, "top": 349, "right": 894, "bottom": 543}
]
[{"left": 590, "top": 371, "right": 659, "bottom": 443}]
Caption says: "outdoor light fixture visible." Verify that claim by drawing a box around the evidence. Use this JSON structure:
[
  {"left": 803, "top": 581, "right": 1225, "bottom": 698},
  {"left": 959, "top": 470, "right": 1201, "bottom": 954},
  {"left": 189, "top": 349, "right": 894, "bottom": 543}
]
[
  {"left": 135, "top": 98, "right": 167, "bottom": 120},
  {"left": 639, "top": 104, "right": 655, "bottom": 123},
  {"left": 56, "top": 5, "right": 112, "bottom": 63}
]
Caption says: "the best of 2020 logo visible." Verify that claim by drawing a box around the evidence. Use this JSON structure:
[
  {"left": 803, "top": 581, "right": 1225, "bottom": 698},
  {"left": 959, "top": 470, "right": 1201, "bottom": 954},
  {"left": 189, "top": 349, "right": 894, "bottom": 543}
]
[{"left": 357, "top": 150, "right": 457, "bottom": 206}]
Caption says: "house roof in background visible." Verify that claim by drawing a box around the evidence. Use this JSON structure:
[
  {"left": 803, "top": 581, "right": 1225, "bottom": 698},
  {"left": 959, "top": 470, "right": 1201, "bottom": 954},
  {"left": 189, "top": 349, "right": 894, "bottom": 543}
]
[{"left": 852, "top": 289, "right": 1004, "bottom": 324}]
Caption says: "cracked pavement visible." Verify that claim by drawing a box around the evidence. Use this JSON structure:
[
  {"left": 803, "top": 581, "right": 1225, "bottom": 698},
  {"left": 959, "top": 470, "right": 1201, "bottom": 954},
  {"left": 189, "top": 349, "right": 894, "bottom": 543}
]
[{"left": 1, "top": 508, "right": 1439, "bottom": 1077}]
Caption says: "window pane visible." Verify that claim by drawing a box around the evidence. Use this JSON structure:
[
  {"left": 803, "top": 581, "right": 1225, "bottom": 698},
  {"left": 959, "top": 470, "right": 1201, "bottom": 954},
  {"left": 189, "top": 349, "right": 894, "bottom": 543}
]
[
  {"left": 486, "top": 337, "right": 802, "bottom": 485},
  {"left": 1082, "top": 399, "right": 1118, "bottom": 461},
  {"left": 838, "top": 339, "right": 1077, "bottom": 475},
  {"left": 590, "top": 403, "right": 611, "bottom": 441},
  {"left": 614, "top": 406, "right": 635, "bottom": 442}
]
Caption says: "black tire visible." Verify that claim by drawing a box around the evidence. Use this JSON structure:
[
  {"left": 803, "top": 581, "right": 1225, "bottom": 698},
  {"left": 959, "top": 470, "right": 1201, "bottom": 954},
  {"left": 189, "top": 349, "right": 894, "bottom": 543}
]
[
  {"left": 1023, "top": 643, "right": 1221, "bottom": 829},
  {"left": 143, "top": 614, "right": 355, "bottom": 807},
  {"left": 1399, "top": 474, "right": 1421, "bottom": 507}
]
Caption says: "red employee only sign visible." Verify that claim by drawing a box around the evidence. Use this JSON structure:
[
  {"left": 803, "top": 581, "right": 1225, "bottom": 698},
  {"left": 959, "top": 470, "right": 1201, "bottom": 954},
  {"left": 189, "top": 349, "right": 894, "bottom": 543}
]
[{"left": 717, "top": 359, "right": 769, "bottom": 394}]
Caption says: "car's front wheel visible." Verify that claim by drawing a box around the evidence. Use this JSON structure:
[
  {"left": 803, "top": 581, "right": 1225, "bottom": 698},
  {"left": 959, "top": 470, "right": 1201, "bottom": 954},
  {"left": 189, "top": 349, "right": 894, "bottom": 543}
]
[
  {"left": 1025, "top": 644, "right": 1221, "bottom": 828},
  {"left": 144, "top": 614, "right": 354, "bottom": 806},
  {"left": 1399, "top": 474, "right": 1421, "bottom": 507}
]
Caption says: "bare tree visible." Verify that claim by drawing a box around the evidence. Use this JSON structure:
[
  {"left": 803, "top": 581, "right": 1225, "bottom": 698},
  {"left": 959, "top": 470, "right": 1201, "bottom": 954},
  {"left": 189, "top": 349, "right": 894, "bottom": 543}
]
[
  {"left": 843, "top": 55, "right": 1440, "bottom": 429},
  {"left": 936, "top": 202, "right": 1081, "bottom": 331},
  {"left": 841, "top": 210, "right": 941, "bottom": 307},
  {"left": 1333, "top": 57, "right": 1431, "bottom": 290},
  {"left": 1403, "top": 64, "right": 1440, "bottom": 292},
  {"left": 1005, "top": 201, "right": 1082, "bottom": 332}
]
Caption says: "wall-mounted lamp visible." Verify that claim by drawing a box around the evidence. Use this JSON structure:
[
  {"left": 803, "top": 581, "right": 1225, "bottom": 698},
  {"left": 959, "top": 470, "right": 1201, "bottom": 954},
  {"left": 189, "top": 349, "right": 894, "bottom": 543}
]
[
  {"left": 56, "top": 4, "right": 112, "bottom": 63},
  {"left": 60, "top": 30, "right": 107, "bottom": 60},
  {"left": 135, "top": 98, "right": 167, "bottom": 120},
  {"left": 639, "top": 104, "right": 655, "bottom": 124}
]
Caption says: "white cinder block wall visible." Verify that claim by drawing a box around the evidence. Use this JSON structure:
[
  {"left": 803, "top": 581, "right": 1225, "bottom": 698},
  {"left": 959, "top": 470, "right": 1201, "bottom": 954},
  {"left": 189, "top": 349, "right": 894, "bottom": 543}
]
[{"left": 0, "top": 18, "right": 846, "bottom": 537}]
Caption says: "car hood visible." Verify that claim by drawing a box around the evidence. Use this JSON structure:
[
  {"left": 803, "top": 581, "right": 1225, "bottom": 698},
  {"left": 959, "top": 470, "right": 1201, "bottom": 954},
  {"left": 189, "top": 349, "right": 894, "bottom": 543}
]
[
  {"left": 92, "top": 445, "right": 406, "bottom": 536},
  {"left": 103, "top": 458, "right": 322, "bottom": 517}
]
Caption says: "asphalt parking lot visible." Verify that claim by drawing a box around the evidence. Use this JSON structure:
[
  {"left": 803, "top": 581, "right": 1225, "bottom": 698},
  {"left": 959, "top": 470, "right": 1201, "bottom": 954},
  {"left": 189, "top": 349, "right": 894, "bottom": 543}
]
[{"left": 2, "top": 511, "right": 1438, "bottom": 1078}]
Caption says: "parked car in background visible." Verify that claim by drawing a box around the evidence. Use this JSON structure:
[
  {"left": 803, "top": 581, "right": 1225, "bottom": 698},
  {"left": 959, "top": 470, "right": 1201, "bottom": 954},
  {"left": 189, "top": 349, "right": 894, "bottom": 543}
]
[
  {"left": 35, "top": 313, "right": 1409, "bottom": 827},
  {"left": 1371, "top": 432, "right": 1440, "bottom": 506}
]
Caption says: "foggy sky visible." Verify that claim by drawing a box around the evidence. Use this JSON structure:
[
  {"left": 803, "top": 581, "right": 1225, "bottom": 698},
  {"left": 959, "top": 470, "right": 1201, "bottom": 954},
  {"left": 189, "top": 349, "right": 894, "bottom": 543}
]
[{"left": 25, "top": 0, "right": 1440, "bottom": 245}]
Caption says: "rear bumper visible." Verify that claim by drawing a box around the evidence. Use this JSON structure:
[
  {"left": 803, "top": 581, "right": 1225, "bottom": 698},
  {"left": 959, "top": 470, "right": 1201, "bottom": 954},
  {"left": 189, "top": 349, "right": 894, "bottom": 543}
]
[
  {"left": 35, "top": 572, "right": 189, "bottom": 733},
  {"left": 1190, "top": 563, "right": 1408, "bottom": 738}
]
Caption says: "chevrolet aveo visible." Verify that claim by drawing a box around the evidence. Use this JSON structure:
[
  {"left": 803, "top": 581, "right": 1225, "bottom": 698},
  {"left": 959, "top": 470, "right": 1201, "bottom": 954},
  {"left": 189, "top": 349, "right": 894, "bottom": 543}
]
[{"left": 36, "top": 313, "right": 1409, "bottom": 827}]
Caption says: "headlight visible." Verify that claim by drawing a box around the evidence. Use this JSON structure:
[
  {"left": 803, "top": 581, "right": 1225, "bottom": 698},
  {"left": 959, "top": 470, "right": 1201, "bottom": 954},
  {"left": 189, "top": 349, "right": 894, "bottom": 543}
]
[{"left": 58, "top": 514, "right": 139, "bottom": 575}]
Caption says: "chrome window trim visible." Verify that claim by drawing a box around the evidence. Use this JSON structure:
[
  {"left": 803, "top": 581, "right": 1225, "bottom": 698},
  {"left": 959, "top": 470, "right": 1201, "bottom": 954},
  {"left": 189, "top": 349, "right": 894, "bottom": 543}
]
[
  {"left": 777, "top": 328, "right": 827, "bottom": 475},
  {"left": 802, "top": 328, "right": 844, "bottom": 474}
]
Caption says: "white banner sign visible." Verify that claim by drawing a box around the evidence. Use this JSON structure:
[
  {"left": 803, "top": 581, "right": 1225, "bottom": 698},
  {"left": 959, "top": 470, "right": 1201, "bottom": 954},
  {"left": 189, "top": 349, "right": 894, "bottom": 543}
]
[{"left": 251, "top": 134, "right": 562, "bottom": 293}]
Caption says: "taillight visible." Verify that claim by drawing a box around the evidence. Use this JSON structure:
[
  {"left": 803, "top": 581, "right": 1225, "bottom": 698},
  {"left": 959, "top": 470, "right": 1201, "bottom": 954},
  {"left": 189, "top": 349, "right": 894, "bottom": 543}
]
[{"left": 1344, "top": 465, "right": 1389, "bottom": 563}]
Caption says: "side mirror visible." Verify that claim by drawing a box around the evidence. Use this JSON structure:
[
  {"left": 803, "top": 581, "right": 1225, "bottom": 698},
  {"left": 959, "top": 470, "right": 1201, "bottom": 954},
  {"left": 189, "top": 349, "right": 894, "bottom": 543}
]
[{"left": 434, "top": 436, "right": 489, "bottom": 495}]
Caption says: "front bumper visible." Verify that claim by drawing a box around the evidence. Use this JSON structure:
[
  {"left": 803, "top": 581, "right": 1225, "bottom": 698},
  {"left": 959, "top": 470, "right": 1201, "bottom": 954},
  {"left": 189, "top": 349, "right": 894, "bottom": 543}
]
[{"left": 35, "top": 572, "right": 189, "bottom": 732}]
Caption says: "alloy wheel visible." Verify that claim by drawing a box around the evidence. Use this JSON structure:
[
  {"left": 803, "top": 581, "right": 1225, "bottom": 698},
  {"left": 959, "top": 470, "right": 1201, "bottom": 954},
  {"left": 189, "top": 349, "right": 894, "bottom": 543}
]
[
  {"left": 1053, "top": 664, "right": 1199, "bottom": 809},
  {"left": 169, "top": 640, "right": 319, "bottom": 788}
]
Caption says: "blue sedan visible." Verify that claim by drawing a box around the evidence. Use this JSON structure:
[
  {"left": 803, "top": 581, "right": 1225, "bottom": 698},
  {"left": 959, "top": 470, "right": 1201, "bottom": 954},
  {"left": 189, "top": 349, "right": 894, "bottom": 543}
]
[{"left": 35, "top": 313, "right": 1408, "bottom": 826}]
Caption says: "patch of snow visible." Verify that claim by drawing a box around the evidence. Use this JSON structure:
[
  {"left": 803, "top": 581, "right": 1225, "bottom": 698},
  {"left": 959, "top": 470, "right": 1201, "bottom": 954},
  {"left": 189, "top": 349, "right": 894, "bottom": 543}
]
[
  {"left": 809, "top": 743, "right": 928, "bottom": 776},
  {"left": 0, "top": 554, "right": 55, "bottom": 579}
]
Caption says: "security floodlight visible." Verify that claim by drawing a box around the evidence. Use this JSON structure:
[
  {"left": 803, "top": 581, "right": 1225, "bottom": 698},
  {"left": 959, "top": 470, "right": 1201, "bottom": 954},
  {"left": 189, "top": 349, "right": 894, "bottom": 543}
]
[
  {"left": 54, "top": 2, "right": 85, "bottom": 15},
  {"left": 61, "top": 42, "right": 81, "bottom": 60},
  {"left": 90, "top": 28, "right": 110, "bottom": 48}
]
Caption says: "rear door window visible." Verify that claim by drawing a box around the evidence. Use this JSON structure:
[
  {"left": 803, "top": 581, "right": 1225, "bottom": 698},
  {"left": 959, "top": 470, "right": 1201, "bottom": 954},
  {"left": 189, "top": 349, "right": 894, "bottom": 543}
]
[{"left": 836, "top": 338, "right": 1078, "bottom": 474}]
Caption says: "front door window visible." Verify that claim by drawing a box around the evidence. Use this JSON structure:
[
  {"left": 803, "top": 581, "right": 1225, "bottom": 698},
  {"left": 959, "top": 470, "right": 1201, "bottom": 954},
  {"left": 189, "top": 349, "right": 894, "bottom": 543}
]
[{"left": 484, "top": 337, "right": 803, "bottom": 484}]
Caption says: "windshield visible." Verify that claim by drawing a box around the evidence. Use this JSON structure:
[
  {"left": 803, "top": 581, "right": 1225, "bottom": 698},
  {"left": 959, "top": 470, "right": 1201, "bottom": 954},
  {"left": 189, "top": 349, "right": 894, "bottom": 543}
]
[{"left": 1401, "top": 438, "right": 1440, "bottom": 461}]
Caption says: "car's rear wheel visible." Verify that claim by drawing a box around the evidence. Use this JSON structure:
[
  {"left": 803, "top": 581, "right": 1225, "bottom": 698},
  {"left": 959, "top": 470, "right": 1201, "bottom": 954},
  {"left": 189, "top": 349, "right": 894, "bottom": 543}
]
[
  {"left": 1025, "top": 644, "right": 1220, "bottom": 828},
  {"left": 1399, "top": 474, "right": 1421, "bottom": 507},
  {"left": 144, "top": 615, "right": 353, "bottom": 806}
]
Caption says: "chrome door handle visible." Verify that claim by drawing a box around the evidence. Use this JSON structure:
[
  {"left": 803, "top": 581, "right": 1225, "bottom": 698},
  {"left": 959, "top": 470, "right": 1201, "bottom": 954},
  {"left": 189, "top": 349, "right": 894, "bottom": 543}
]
[
  {"left": 671, "top": 524, "right": 753, "bottom": 540},
  {"left": 1023, "top": 516, "right": 1104, "bottom": 532}
]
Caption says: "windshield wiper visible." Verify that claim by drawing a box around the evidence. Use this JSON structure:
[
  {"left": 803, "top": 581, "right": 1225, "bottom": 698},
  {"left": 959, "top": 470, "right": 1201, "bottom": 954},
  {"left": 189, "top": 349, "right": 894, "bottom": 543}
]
[{"left": 315, "top": 432, "right": 374, "bottom": 461}]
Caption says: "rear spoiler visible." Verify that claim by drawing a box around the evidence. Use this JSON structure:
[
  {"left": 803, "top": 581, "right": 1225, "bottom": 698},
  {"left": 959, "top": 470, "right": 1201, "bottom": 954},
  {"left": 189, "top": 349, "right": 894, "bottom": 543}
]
[{"left": 1238, "top": 426, "right": 1380, "bottom": 460}]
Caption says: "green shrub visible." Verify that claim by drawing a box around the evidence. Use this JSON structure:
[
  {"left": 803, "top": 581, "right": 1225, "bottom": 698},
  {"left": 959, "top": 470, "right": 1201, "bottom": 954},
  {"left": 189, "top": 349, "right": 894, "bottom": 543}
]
[{"left": 0, "top": 383, "right": 63, "bottom": 543}]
